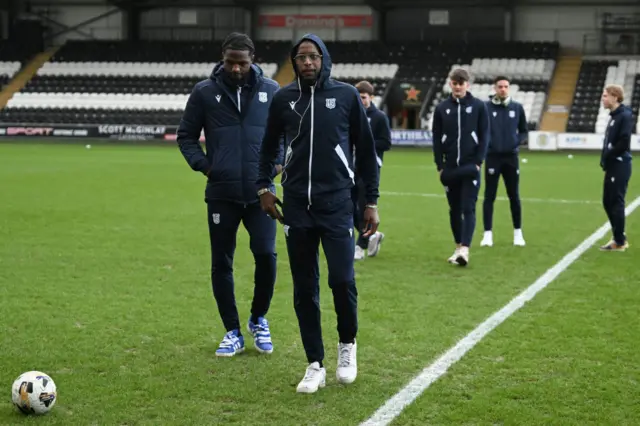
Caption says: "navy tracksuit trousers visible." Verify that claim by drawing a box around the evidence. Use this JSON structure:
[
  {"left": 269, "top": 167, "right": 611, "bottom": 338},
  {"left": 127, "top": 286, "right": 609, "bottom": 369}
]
[
  {"left": 206, "top": 200, "right": 277, "bottom": 333},
  {"left": 441, "top": 164, "right": 481, "bottom": 247},
  {"left": 282, "top": 190, "right": 358, "bottom": 364},
  {"left": 603, "top": 160, "right": 632, "bottom": 244},
  {"left": 483, "top": 153, "right": 522, "bottom": 231}
]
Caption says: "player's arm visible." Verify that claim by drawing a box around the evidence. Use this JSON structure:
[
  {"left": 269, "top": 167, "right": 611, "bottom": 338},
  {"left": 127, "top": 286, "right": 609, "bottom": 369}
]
[
  {"left": 606, "top": 111, "right": 633, "bottom": 159},
  {"left": 373, "top": 113, "right": 392, "bottom": 153},
  {"left": 517, "top": 103, "right": 529, "bottom": 145},
  {"left": 257, "top": 92, "right": 285, "bottom": 189},
  {"left": 176, "top": 85, "right": 209, "bottom": 175},
  {"left": 475, "top": 101, "right": 490, "bottom": 167},
  {"left": 350, "top": 90, "right": 379, "bottom": 205},
  {"left": 432, "top": 106, "right": 444, "bottom": 171}
]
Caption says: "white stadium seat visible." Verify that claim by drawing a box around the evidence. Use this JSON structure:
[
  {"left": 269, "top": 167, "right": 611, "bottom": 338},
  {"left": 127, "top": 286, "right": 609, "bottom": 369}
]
[
  {"left": 6, "top": 92, "right": 189, "bottom": 110},
  {"left": 592, "top": 59, "right": 640, "bottom": 133},
  {"left": 0, "top": 61, "right": 21, "bottom": 78},
  {"left": 422, "top": 57, "right": 555, "bottom": 131},
  {"left": 36, "top": 61, "right": 279, "bottom": 79},
  {"left": 331, "top": 63, "right": 399, "bottom": 80}
]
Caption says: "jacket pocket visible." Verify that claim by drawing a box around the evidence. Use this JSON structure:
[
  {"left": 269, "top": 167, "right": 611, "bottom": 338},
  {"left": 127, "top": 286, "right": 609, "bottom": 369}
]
[
  {"left": 334, "top": 144, "right": 355, "bottom": 184},
  {"left": 471, "top": 131, "right": 478, "bottom": 144}
]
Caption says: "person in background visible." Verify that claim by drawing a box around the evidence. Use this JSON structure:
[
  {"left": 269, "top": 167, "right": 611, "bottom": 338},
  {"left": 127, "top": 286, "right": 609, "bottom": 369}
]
[
  {"left": 599, "top": 84, "right": 633, "bottom": 251},
  {"left": 432, "top": 68, "right": 490, "bottom": 266},
  {"left": 480, "top": 75, "right": 528, "bottom": 247},
  {"left": 352, "top": 80, "right": 391, "bottom": 260}
]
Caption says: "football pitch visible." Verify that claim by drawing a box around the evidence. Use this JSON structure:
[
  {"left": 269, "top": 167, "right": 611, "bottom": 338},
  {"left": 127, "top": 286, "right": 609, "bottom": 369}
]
[{"left": 1, "top": 141, "right": 639, "bottom": 425}]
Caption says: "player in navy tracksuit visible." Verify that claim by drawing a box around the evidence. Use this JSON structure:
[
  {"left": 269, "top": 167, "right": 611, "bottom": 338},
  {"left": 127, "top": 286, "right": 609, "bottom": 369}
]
[
  {"left": 176, "top": 33, "right": 283, "bottom": 357},
  {"left": 256, "top": 34, "right": 380, "bottom": 393},
  {"left": 481, "top": 76, "right": 528, "bottom": 248},
  {"left": 432, "top": 68, "right": 490, "bottom": 266},
  {"left": 352, "top": 80, "right": 391, "bottom": 260},
  {"left": 599, "top": 84, "right": 633, "bottom": 251}
]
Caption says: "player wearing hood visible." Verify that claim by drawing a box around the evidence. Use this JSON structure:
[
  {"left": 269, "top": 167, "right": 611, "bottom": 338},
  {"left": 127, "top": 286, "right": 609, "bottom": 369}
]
[{"left": 256, "top": 34, "right": 380, "bottom": 393}]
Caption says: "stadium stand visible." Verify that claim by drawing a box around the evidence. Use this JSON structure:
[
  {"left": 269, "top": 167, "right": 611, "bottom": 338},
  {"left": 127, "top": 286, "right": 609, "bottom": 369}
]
[
  {"left": 0, "top": 40, "right": 286, "bottom": 126},
  {"left": 422, "top": 41, "right": 559, "bottom": 132},
  {"left": 0, "top": 41, "right": 27, "bottom": 91},
  {"left": 324, "top": 41, "right": 399, "bottom": 107},
  {"left": 568, "top": 58, "right": 640, "bottom": 134}
]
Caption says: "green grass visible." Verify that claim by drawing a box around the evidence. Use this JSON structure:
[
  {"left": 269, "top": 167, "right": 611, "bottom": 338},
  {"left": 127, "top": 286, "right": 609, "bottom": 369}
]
[{"left": 0, "top": 142, "right": 638, "bottom": 425}]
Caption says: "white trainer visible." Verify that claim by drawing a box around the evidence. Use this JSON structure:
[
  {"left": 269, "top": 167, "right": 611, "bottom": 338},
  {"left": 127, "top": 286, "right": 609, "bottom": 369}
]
[
  {"left": 456, "top": 246, "right": 469, "bottom": 266},
  {"left": 367, "top": 231, "right": 385, "bottom": 257},
  {"left": 296, "top": 362, "right": 326, "bottom": 394},
  {"left": 336, "top": 341, "right": 357, "bottom": 384},
  {"left": 480, "top": 230, "right": 493, "bottom": 247},
  {"left": 447, "top": 248, "right": 460, "bottom": 264},
  {"left": 354, "top": 246, "right": 365, "bottom": 260},
  {"left": 513, "top": 229, "right": 526, "bottom": 246}
]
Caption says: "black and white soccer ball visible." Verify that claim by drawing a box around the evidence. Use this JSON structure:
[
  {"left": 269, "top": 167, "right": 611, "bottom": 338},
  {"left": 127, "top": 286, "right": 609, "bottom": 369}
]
[{"left": 11, "top": 371, "right": 57, "bottom": 415}]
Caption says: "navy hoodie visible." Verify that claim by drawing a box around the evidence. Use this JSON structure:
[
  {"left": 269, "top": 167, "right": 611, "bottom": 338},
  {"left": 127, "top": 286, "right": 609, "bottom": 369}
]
[
  {"left": 432, "top": 92, "right": 490, "bottom": 171},
  {"left": 485, "top": 96, "right": 528, "bottom": 154},
  {"left": 176, "top": 63, "right": 282, "bottom": 204},
  {"left": 257, "top": 34, "right": 380, "bottom": 205},
  {"left": 600, "top": 104, "right": 633, "bottom": 170},
  {"left": 366, "top": 103, "right": 392, "bottom": 166}
]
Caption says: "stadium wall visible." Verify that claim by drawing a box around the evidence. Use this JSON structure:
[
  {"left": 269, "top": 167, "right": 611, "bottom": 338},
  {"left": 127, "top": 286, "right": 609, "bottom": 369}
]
[{"left": 2, "top": 125, "right": 638, "bottom": 155}]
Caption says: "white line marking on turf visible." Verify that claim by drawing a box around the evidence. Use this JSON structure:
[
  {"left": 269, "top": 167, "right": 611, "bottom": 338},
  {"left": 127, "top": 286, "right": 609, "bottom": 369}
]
[
  {"left": 379, "top": 190, "right": 599, "bottom": 205},
  {"left": 274, "top": 185, "right": 599, "bottom": 205},
  {"left": 361, "top": 194, "right": 640, "bottom": 426}
]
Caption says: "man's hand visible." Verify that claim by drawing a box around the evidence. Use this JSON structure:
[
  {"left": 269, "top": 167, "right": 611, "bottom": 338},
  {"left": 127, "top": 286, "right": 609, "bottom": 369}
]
[
  {"left": 275, "top": 164, "right": 283, "bottom": 176},
  {"left": 259, "top": 191, "right": 284, "bottom": 223},
  {"left": 362, "top": 205, "right": 380, "bottom": 237}
]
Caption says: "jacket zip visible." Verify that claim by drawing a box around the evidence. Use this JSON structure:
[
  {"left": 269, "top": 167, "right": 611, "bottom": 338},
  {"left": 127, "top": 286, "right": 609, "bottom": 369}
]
[
  {"left": 456, "top": 99, "right": 461, "bottom": 166},
  {"left": 308, "top": 86, "right": 315, "bottom": 208},
  {"left": 237, "top": 86, "right": 245, "bottom": 206}
]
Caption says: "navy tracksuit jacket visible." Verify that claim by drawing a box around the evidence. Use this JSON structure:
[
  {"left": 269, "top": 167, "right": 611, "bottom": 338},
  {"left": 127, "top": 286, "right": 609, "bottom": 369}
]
[
  {"left": 354, "top": 103, "right": 391, "bottom": 248},
  {"left": 432, "top": 92, "right": 490, "bottom": 246},
  {"left": 257, "top": 33, "right": 380, "bottom": 363},
  {"left": 482, "top": 97, "right": 528, "bottom": 231},
  {"left": 177, "top": 63, "right": 283, "bottom": 333},
  {"left": 600, "top": 104, "right": 633, "bottom": 245}
]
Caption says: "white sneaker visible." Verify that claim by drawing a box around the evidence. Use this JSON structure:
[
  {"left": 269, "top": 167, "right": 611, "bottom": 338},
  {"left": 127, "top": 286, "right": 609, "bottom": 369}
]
[
  {"left": 455, "top": 246, "right": 469, "bottom": 266},
  {"left": 367, "top": 231, "right": 385, "bottom": 257},
  {"left": 513, "top": 229, "right": 525, "bottom": 246},
  {"left": 447, "top": 248, "right": 460, "bottom": 264},
  {"left": 296, "top": 362, "right": 326, "bottom": 394},
  {"left": 336, "top": 341, "right": 357, "bottom": 384},
  {"left": 354, "top": 246, "right": 365, "bottom": 260},
  {"left": 480, "top": 230, "right": 493, "bottom": 247}
]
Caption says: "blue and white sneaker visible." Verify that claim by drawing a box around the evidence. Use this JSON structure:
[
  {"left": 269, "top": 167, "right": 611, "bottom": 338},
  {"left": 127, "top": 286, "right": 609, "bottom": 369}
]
[
  {"left": 247, "top": 317, "right": 273, "bottom": 354},
  {"left": 215, "top": 330, "right": 245, "bottom": 357}
]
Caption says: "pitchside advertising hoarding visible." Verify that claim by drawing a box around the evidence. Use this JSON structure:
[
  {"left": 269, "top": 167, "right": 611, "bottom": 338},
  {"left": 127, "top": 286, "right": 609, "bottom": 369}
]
[
  {"left": 4, "top": 125, "right": 640, "bottom": 151},
  {"left": 0, "top": 125, "right": 426, "bottom": 145},
  {"left": 528, "top": 131, "right": 640, "bottom": 151}
]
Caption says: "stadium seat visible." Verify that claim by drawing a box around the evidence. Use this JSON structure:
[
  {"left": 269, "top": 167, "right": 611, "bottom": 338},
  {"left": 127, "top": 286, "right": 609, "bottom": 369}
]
[
  {"left": 1, "top": 40, "right": 285, "bottom": 126},
  {"left": 421, "top": 44, "right": 558, "bottom": 132},
  {"left": 0, "top": 61, "right": 21, "bottom": 88}
]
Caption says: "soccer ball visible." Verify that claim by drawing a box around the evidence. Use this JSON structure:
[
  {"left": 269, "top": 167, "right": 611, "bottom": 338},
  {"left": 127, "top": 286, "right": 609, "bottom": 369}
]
[{"left": 11, "top": 371, "right": 57, "bottom": 415}]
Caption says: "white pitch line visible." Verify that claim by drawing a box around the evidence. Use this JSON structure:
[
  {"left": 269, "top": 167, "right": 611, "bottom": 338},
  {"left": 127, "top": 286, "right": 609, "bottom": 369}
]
[
  {"left": 361, "top": 194, "right": 640, "bottom": 426},
  {"left": 274, "top": 185, "right": 599, "bottom": 205},
  {"left": 379, "top": 190, "right": 600, "bottom": 205}
]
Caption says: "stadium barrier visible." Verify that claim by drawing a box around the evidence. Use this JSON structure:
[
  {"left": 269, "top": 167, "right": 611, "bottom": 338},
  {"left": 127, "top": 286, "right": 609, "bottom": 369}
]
[
  {"left": 3, "top": 125, "right": 640, "bottom": 152},
  {"left": 528, "top": 131, "right": 640, "bottom": 151}
]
